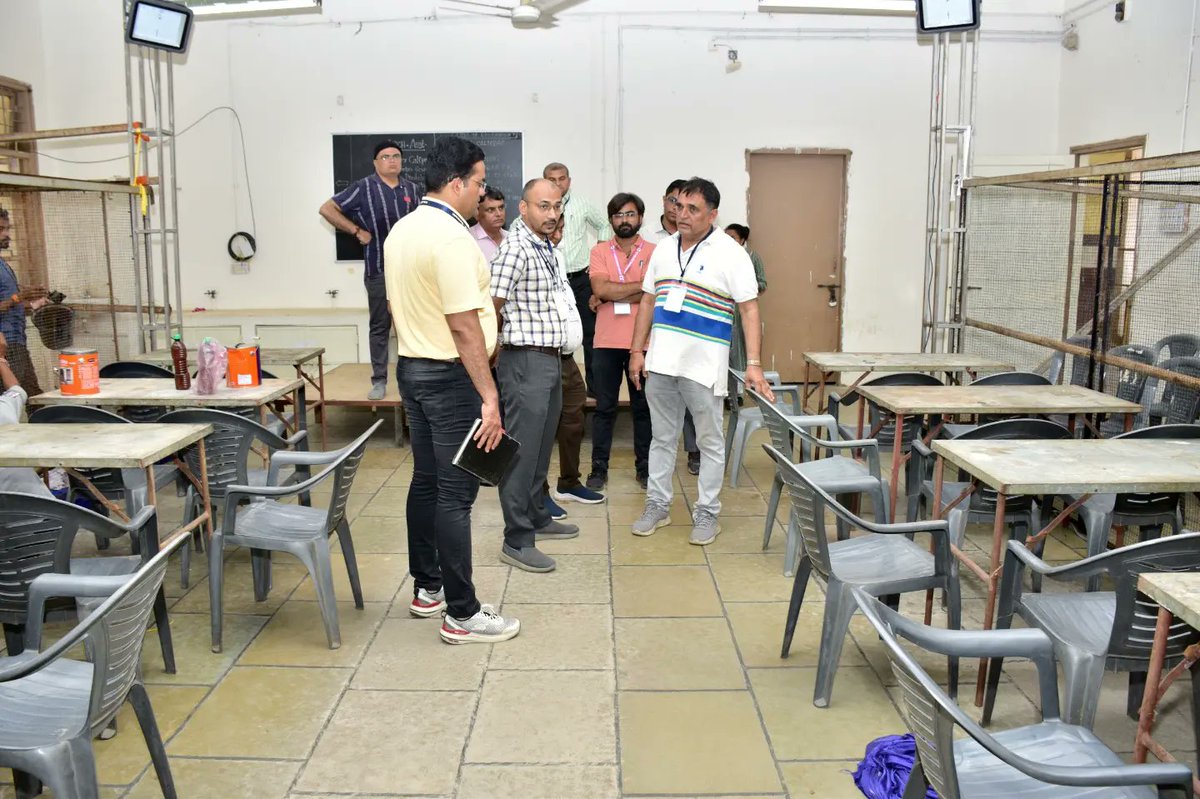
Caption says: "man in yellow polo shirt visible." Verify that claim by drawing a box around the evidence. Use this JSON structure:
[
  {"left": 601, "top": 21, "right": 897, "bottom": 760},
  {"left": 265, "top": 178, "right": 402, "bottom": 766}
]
[{"left": 384, "top": 136, "right": 519, "bottom": 645}]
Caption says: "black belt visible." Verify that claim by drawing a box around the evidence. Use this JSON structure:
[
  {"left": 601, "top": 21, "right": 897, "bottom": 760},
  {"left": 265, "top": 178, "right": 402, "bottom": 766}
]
[
  {"left": 501, "top": 344, "right": 560, "bottom": 357},
  {"left": 401, "top": 355, "right": 462, "bottom": 365}
]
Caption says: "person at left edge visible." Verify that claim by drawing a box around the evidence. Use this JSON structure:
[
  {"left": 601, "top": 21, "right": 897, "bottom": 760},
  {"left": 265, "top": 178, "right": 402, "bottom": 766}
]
[
  {"left": 0, "top": 206, "right": 48, "bottom": 398},
  {"left": 320, "top": 139, "right": 422, "bottom": 401}
]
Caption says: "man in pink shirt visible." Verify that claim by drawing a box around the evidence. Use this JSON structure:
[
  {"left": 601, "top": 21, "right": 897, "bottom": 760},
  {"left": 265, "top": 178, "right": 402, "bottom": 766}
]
[
  {"left": 586, "top": 193, "right": 654, "bottom": 490},
  {"left": 470, "top": 186, "right": 507, "bottom": 261}
]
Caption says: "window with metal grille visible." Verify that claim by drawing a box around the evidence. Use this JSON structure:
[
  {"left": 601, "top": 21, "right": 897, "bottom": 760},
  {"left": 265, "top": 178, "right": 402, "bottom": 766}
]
[{"left": 0, "top": 76, "right": 48, "bottom": 289}]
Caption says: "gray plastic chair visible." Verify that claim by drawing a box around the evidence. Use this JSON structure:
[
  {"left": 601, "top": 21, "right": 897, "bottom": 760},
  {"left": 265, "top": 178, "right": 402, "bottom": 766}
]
[
  {"left": 98, "top": 361, "right": 174, "bottom": 423},
  {"left": 0, "top": 492, "right": 175, "bottom": 674},
  {"left": 1060, "top": 424, "right": 1200, "bottom": 590},
  {"left": 909, "top": 419, "right": 1070, "bottom": 592},
  {"left": 988, "top": 534, "right": 1200, "bottom": 737},
  {"left": 1065, "top": 334, "right": 1095, "bottom": 388},
  {"left": 853, "top": 586, "right": 1194, "bottom": 799},
  {"left": 0, "top": 533, "right": 186, "bottom": 799},
  {"left": 724, "top": 368, "right": 802, "bottom": 487},
  {"left": 1098, "top": 343, "right": 1157, "bottom": 434},
  {"left": 157, "top": 408, "right": 308, "bottom": 588},
  {"left": 209, "top": 420, "right": 381, "bottom": 652},
  {"left": 1146, "top": 356, "right": 1200, "bottom": 426},
  {"left": 941, "top": 370, "right": 1052, "bottom": 437},
  {"left": 1153, "top": 334, "right": 1200, "bottom": 362},
  {"left": 752, "top": 389, "right": 890, "bottom": 576},
  {"left": 826, "top": 371, "right": 941, "bottom": 454},
  {"left": 764, "top": 445, "right": 959, "bottom": 708}
]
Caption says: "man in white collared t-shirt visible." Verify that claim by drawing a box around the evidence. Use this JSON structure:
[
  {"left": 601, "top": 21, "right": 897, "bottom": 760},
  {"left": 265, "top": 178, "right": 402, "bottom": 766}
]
[{"left": 627, "top": 178, "right": 775, "bottom": 546}]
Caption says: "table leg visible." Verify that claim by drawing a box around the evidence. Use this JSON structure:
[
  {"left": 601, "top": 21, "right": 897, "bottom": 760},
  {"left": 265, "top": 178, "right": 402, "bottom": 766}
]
[
  {"left": 197, "top": 438, "right": 213, "bottom": 539},
  {"left": 925, "top": 456, "right": 946, "bottom": 625},
  {"left": 889, "top": 413, "right": 904, "bottom": 523},
  {"left": 1124, "top": 411, "right": 1134, "bottom": 433},
  {"left": 802, "top": 361, "right": 812, "bottom": 412},
  {"left": 975, "top": 492, "right": 1008, "bottom": 706},
  {"left": 1067, "top": 413, "right": 1077, "bottom": 436},
  {"left": 317, "top": 354, "right": 328, "bottom": 450},
  {"left": 295, "top": 383, "right": 310, "bottom": 452},
  {"left": 1135, "top": 606, "right": 1172, "bottom": 764}
]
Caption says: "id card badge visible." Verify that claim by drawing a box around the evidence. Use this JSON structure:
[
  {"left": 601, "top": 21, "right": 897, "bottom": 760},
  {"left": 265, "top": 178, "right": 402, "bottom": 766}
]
[
  {"left": 613, "top": 302, "right": 632, "bottom": 316},
  {"left": 663, "top": 284, "right": 687, "bottom": 313}
]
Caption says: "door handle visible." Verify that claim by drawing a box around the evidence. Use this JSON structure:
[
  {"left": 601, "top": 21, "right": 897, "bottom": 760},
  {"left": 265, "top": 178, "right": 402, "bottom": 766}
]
[{"left": 817, "top": 283, "right": 840, "bottom": 307}]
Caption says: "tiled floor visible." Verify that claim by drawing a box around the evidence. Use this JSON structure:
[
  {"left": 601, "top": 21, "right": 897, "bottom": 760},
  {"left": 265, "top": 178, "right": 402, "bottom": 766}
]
[{"left": 3, "top": 408, "right": 1197, "bottom": 798}]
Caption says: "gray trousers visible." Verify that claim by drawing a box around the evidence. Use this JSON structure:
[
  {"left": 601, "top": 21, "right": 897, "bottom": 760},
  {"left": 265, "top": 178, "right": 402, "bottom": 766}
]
[
  {"left": 497, "top": 349, "right": 563, "bottom": 549},
  {"left": 645, "top": 372, "right": 725, "bottom": 516},
  {"left": 365, "top": 272, "right": 392, "bottom": 385}
]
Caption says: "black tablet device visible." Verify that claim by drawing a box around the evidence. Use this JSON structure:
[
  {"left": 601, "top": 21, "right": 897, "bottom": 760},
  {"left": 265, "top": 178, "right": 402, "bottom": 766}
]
[{"left": 452, "top": 419, "right": 520, "bottom": 487}]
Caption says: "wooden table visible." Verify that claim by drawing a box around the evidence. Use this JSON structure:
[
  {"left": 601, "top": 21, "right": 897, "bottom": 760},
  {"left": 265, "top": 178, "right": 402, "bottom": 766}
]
[
  {"left": 134, "top": 347, "right": 328, "bottom": 448},
  {"left": 930, "top": 438, "right": 1200, "bottom": 705},
  {"left": 801, "top": 352, "right": 1013, "bottom": 413},
  {"left": 27, "top": 378, "right": 308, "bottom": 447},
  {"left": 858, "top": 384, "right": 1142, "bottom": 524},
  {"left": 0, "top": 422, "right": 214, "bottom": 546},
  {"left": 1135, "top": 572, "right": 1200, "bottom": 797}
]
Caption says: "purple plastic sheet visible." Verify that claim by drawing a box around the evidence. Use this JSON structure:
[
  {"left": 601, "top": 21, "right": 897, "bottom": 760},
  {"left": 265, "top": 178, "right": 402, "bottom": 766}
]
[{"left": 852, "top": 733, "right": 938, "bottom": 799}]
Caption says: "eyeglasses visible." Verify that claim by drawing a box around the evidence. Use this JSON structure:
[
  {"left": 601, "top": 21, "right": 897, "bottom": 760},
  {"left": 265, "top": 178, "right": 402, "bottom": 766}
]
[
  {"left": 611, "top": 211, "right": 639, "bottom": 220},
  {"left": 375, "top": 154, "right": 402, "bottom": 162},
  {"left": 461, "top": 176, "right": 488, "bottom": 191}
]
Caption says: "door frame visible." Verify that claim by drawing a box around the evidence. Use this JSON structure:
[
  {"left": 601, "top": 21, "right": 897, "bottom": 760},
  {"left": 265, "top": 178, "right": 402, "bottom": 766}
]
[{"left": 744, "top": 147, "right": 851, "bottom": 355}]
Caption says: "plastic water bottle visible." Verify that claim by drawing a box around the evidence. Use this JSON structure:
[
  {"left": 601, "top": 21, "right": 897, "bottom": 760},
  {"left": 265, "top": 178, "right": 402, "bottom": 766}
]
[{"left": 171, "top": 333, "right": 191, "bottom": 390}]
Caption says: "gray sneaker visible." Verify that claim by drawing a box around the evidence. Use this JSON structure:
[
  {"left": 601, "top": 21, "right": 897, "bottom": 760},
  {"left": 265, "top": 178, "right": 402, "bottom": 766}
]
[
  {"left": 440, "top": 604, "right": 520, "bottom": 644},
  {"left": 367, "top": 382, "right": 386, "bottom": 401},
  {"left": 535, "top": 520, "right": 580, "bottom": 540},
  {"left": 632, "top": 501, "right": 671, "bottom": 537},
  {"left": 500, "top": 543, "right": 556, "bottom": 573},
  {"left": 690, "top": 510, "right": 721, "bottom": 546}
]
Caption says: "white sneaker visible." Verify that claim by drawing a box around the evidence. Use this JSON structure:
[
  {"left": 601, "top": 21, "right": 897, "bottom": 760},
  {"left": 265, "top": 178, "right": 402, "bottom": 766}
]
[
  {"left": 440, "top": 604, "right": 520, "bottom": 644},
  {"left": 409, "top": 587, "right": 446, "bottom": 618}
]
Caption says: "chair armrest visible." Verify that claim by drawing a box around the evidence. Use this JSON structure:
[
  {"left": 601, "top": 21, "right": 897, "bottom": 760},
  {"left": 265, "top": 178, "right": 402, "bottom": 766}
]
[
  {"left": 770, "top": 384, "right": 802, "bottom": 415},
  {"left": 1017, "top": 761, "right": 1193, "bottom": 792},
  {"left": 223, "top": 464, "right": 335, "bottom": 526},
  {"left": 912, "top": 438, "right": 934, "bottom": 459},
  {"left": 889, "top": 611, "right": 1054, "bottom": 660},
  {"left": 23, "top": 572, "right": 133, "bottom": 653},
  {"left": 112, "top": 505, "right": 156, "bottom": 534},
  {"left": 267, "top": 447, "right": 339, "bottom": 486},
  {"left": 283, "top": 429, "right": 309, "bottom": 449},
  {"left": 864, "top": 518, "right": 950, "bottom": 538}
]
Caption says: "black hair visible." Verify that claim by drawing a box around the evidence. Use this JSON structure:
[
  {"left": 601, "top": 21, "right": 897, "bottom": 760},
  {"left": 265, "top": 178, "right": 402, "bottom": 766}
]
[
  {"left": 679, "top": 177, "right": 720, "bottom": 210},
  {"left": 482, "top": 186, "right": 505, "bottom": 204},
  {"left": 373, "top": 139, "right": 403, "bottom": 159},
  {"left": 543, "top": 162, "right": 569, "bottom": 177},
  {"left": 665, "top": 178, "right": 687, "bottom": 196},
  {"left": 725, "top": 223, "right": 750, "bottom": 242},
  {"left": 0, "top": 206, "right": 8, "bottom": 220},
  {"left": 607, "top": 192, "right": 645, "bottom": 218},
  {"left": 425, "top": 136, "right": 486, "bottom": 193}
]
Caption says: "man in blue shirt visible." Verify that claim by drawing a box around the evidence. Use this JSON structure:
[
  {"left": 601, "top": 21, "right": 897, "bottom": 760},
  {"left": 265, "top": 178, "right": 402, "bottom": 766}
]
[
  {"left": 320, "top": 140, "right": 423, "bottom": 400},
  {"left": 0, "top": 207, "right": 47, "bottom": 396}
]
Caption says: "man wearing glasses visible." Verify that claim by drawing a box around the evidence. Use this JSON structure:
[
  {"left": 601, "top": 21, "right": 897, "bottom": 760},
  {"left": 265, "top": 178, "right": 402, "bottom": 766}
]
[{"left": 321, "top": 140, "right": 423, "bottom": 401}]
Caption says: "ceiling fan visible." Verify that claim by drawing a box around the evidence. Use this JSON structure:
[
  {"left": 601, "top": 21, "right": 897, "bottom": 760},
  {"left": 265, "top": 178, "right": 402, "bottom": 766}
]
[{"left": 439, "top": 0, "right": 586, "bottom": 28}]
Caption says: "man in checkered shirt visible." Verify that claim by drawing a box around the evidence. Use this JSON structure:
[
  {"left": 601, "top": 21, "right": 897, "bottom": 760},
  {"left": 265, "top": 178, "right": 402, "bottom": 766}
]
[{"left": 490, "top": 178, "right": 583, "bottom": 574}]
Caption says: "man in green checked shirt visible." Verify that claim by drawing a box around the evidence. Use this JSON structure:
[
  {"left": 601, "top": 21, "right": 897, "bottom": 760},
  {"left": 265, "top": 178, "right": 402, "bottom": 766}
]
[{"left": 544, "top": 162, "right": 612, "bottom": 396}]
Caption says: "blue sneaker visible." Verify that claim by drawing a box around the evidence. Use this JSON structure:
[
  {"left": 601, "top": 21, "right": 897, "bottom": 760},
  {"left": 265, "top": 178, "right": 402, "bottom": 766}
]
[
  {"left": 545, "top": 495, "right": 568, "bottom": 520},
  {"left": 553, "top": 485, "right": 607, "bottom": 505}
]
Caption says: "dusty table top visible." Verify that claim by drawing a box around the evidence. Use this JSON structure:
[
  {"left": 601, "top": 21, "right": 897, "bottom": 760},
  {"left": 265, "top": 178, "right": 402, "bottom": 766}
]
[
  {"left": 931, "top": 438, "right": 1200, "bottom": 495},
  {"left": 133, "top": 347, "right": 325, "bottom": 368},
  {"left": 803, "top": 352, "right": 1013, "bottom": 373},
  {"left": 0, "top": 423, "right": 211, "bottom": 468},
  {"left": 856, "top": 384, "right": 1141, "bottom": 416},
  {"left": 1139, "top": 573, "right": 1200, "bottom": 632},
  {"left": 27, "top": 378, "right": 303, "bottom": 408}
]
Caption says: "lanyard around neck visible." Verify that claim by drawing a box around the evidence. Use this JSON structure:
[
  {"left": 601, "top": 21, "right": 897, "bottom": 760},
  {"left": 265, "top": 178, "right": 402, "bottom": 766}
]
[
  {"left": 676, "top": 226, "right": 715, "bottom": 278},
  {"left": 611, "top": 240, "right": 644, "bottom": 283},
  {"left": 420, "top": 199, "right": 467, "bottom": 229}
]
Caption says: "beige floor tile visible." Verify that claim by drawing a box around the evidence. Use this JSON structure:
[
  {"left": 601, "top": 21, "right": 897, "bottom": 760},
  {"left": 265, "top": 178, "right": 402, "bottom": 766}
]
[
  {"left": 727, "top": 601, "right": 868, "bottom": 668},
  {"left": 353, "top": 618, "right": 488, "bottom": 690},
  {"left": 750, "top": 667, "right": 903, "bottom": 759},
  {"left": 126, "top": 757, "right": 299, "bottom": 799},
  {"left": 344, "top": 494, "right": 370, "bottom": 522},
  {"left": 358, "top": 487, "right": 409, "bottom": 517},
  {"left": 291, "top": 552, "right": 407, "bottom": 604},
  {"left": 238, "top": 600, "right": 386, "bottom": 667},
  {"left": 347, "top": 466, "right": 393, "bottom": 494},
  {"left": 616, "top": 617, "right": 745, "bottom": 690},
  {"left": 780, "top": 760, "right": 863, "bottom": 798},
  {"left": 709, "top": 553, "right": 797, "bottom": 602},
  {"left": 619, "top": 691, "right": 782, "bottom": 794},
  {"left": 610, "top": 525, "right": 708, "bottom": 565},
  {"left": 472, "top": 499, "right": 507, "bottom": 527},
  {"left": 385, "top": 565, "right": 510, "bottom": 617},
  {"left": 465, "top": 670, "right": 616, "bottom": 764},
  {"left": 538, "top": 516, "right": 610, "bottom": 555},
  {"left": 343, "top": 515, "right": 407, "bottom": 553},
  {"left": 384, "top": 465, "right": 413, "bottom": 487},
  {"left": 489, "top": 604, "right": 614, "bottom": 670},
  {"left": 296, "top": 689, "right": 474, "bottom": 795},
  {"left": 504, "top": 554, "right": 611, "bottom": 604},
  {"left": 169, "top": 666, "right": 350, "bottom": 759},
  {"left": 553, "top": 499, "right": 609, "bottom": 519},
  {"left": 705, "top": 488, "right": 769, "bottom": 517},
  {"left": 360, "top": 448, "right": 409, "bottom": 469},
  {"left": 612, "top": 565, "right": 723, "bottom": 617},
  {"left": 172, "top": 557, "right": 309, "bottom": 616},
  {"left": 142, "top": 612, "right": 267, "bottom": 686},
  {"left": 94, "top": 685, "right": 208, "bottom": 785},
  {"left": 458, "top": 765, "right": 619, "bottom": 799},
  {"left": 705, "top": 514, "right": 786, "bottom": 554}
]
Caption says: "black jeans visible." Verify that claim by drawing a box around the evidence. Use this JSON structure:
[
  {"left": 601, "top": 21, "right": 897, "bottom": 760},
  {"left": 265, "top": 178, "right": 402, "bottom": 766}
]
[
  {"left": 568, "top": 270, "right": 596, "bottom": 393},
  {"left": 590, "top": 347, "right": 650, "bottom": 476},
  {"left": 396, "top": 357, "right": 481, "bottom": 620},
  {"left": 365, "top": 272, "right": 392, "bottom": 385}
]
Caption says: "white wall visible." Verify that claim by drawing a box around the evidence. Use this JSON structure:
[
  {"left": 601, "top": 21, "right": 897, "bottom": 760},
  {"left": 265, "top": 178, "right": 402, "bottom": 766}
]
[{"left": 6, "top": 0, "right": 1067, "bottom": 355}]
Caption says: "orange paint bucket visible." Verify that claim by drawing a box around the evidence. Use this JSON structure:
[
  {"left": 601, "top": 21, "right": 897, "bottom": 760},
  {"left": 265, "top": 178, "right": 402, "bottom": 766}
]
[
  {"left": 226, "top": 345, "right": 261, "bottom": 388},
  {"left": 58, "top": 348, "right": 100, "bottom": 395}
]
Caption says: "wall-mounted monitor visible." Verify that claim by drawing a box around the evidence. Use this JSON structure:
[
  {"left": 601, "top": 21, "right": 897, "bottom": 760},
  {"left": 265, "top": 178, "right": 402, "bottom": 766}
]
[
  {"left": 125, "top": 0, "right": 194, "bottom": 53},
  {"left": 916, "top": 0, "right": 981, "bottom": 34}
]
